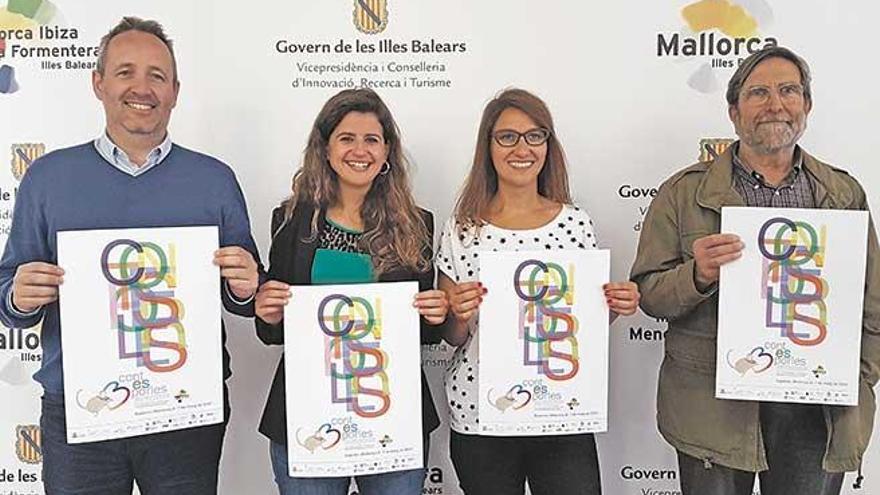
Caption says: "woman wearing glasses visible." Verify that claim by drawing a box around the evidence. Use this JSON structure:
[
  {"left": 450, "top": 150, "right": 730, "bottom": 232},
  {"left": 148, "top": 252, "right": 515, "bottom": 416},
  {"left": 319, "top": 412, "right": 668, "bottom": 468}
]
[
  {"left": 254, "top": 88, "right": 448, "bottom": 495},
  {"left": 437, "top": 88, "right": 639, "bottom": 494}
]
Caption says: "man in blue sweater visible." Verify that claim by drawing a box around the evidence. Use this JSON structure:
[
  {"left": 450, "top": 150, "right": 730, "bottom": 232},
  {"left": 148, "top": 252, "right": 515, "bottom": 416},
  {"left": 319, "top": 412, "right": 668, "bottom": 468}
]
[{"left": 0, "top": 17, "right": 260, "bottom": 494}]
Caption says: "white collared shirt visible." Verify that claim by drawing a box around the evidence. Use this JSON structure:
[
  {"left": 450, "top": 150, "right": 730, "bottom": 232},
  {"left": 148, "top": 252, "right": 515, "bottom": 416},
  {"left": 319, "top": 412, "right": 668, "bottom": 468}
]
[{"left": 93, "top": 132, "right": 173, "bottom": 176}]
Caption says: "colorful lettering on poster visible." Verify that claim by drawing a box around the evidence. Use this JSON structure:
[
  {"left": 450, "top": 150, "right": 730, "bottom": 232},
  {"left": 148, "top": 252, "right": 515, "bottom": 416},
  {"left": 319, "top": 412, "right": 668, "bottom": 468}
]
[
  {"left": 101, "top": 239, "right": 187, "bottom": 372},
  {"left": 514, "top": 260, "right": 579, "bottom": 381},
  {"left": 318, "top": 294, "right": 390, "bottom": 418},
  {"left": 758, "top": 217, "right": 829, "bottom": 346}
]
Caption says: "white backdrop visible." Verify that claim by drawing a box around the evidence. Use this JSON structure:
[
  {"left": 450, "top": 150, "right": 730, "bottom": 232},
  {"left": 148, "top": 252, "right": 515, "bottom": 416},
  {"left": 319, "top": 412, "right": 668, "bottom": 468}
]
[{"left": 1, "top": 1, "right": 878, "bottom": 494}]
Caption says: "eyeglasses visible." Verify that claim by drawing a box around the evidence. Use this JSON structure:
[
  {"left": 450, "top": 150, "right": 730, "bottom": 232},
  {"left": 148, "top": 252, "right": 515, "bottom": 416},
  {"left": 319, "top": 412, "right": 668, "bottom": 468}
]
[
  {"left": 491, "top": 128, "right": 551, "bottom": 147},
  {"left": 741, "top": 83, "right": 805, "bottom": 105}
]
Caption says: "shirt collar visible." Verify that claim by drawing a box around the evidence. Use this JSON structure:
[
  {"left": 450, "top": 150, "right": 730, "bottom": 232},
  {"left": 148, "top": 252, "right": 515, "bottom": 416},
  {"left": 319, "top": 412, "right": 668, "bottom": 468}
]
[
  {"left": 93, "top": 132, "right": 173, "bottom": 177},
  {"left": 732, "top": 142, "right": 804, "bottom": 187}
]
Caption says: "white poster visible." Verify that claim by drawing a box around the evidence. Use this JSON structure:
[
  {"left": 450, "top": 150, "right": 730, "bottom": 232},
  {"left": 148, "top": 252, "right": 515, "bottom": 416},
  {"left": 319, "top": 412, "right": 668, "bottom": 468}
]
[
  {"left": 717, "top": 207, "right": 867, "bottom": 406},
  {"left": 57, "top": 226, "right": 222, "bottom": 443},
  {"left": 285, "top": 281, "right": 422, "bottom": 478},
  {"left": 478, "top": 251, "right": 610, "bottom": 436}
]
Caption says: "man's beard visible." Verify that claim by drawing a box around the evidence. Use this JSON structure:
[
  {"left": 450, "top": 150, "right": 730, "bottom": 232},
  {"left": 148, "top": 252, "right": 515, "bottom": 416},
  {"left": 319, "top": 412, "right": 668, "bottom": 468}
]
[{"left": 738, "top": 121, "right": 805, "bottom": 155}]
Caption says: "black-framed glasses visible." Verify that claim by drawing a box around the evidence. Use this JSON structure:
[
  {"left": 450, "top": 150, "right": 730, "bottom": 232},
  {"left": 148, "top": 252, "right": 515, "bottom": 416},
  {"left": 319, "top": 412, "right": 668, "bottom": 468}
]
[{"left": 492, "top": 128, "right": 551, "bottom": 147}]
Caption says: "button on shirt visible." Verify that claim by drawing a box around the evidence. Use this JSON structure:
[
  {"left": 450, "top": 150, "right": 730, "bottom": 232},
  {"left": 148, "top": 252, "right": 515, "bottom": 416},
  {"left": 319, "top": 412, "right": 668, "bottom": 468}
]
[{"left": 731, "top": 144, "right": 816, "bottom": 209}]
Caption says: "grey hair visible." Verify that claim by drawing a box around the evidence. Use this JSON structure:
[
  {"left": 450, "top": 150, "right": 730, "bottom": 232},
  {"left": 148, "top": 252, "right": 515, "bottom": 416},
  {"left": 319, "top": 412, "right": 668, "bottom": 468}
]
[
  {"left": 726, "top": 46, "right": 811, "bottom": 107},
  {"left": 96, "top": 17, "right": 177, "bottom": 82}
]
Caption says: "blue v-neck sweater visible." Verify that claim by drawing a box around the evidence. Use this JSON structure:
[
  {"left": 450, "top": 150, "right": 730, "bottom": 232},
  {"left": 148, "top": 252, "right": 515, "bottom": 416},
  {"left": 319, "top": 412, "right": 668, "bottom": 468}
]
[{"left": 0, "top": 142, "right": 259, "bottom": 394}]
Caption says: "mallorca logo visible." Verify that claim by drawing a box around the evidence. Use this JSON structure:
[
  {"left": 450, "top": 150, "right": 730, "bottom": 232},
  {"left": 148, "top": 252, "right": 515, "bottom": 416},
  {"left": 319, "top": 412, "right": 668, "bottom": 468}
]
[
  {"left": 353, "top": 0, "right": 388, "bottom": 35},
  {"left": 15, "top": 424, "right": 41, "bottom": 464},
  {"left": 659, "top": 0, "right": 778, "bottom": 93},
  {"left": 11, "top": 142, "right": 44, "bottom": 180},
  {"left": 699, "top": 137, "right": 734, "bottom": 162}
]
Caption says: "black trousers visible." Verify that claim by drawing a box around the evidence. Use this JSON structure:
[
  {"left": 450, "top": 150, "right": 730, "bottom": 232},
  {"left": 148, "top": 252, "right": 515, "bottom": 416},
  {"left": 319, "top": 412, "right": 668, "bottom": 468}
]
[{"left": 450, "top": 431, "right": 601, "bottom": 495}]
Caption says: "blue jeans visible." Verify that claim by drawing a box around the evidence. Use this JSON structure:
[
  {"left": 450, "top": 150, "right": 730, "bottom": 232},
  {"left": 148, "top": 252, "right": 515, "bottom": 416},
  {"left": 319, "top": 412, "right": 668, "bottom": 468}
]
[
  {"left": 269, "top": 441, "right": 425, "bottom": 495},
  {"left": 677, "top": 402, "right": 844, "bottom": 495},
  {"left": 41, "top": 393, "right": 226, "bottom": 495}
]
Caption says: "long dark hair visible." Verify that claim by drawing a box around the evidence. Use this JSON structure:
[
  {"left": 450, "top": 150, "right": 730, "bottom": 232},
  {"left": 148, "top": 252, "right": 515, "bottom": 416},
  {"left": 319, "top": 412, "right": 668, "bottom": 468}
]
[
  {"left": 454, "top": 88, "right": 572, "bottom": 231},
  {"left": 280, "top": 88, "right": 430, "bottom": 274}
]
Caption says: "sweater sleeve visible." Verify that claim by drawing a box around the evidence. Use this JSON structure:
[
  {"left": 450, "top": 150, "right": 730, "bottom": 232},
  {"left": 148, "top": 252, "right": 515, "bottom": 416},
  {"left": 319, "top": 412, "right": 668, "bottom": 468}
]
[
  {"left": 0, "top": 165, "right": 51, "bottom": 329},
  {"left": 218, "top": 168, "right": 262, "bottom": 317}
]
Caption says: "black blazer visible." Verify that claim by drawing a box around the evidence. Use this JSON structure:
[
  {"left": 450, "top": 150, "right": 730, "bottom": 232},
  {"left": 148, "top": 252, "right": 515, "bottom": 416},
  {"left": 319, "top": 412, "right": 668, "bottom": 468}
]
[{"left": 255, "top": 203, "right": 441, "bottom": 445}]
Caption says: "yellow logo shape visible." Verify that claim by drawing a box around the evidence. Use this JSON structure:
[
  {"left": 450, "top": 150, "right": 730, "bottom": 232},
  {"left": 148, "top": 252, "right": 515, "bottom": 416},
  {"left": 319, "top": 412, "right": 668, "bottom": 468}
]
[
  {"left": 0, "top": 6, "right": 35, "bottom": 30},
  {"left": 353, "top": 0, "right": 388, "bottom": 35},
  {"left": 682, "top": 0, "right": 758, "bottom": 37}
]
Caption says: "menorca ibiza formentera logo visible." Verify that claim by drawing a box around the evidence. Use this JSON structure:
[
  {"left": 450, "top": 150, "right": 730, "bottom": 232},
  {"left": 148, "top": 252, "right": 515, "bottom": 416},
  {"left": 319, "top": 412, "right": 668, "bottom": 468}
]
[{"left": 0, "top": 0, "right": 97, "bottom": 94}]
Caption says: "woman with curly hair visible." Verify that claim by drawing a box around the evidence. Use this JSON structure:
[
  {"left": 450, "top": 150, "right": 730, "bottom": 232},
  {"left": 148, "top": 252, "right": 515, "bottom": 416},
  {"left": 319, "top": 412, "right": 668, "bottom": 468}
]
[{"left": 254, "top": 88, "right": 447, "bottom": 495}]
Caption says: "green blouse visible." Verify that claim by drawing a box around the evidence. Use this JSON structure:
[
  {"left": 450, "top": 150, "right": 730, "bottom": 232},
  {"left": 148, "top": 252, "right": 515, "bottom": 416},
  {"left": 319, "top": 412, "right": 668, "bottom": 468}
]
[{"left": 310, "top": 217, "right": 374, "bottom": 284}]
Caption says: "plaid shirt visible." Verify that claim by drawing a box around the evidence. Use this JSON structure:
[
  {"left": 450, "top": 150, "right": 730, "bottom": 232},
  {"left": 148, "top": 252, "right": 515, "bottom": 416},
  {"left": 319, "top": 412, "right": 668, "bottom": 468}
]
[{"left": 731, "top": 143, "right": 816, "bottom": 208}]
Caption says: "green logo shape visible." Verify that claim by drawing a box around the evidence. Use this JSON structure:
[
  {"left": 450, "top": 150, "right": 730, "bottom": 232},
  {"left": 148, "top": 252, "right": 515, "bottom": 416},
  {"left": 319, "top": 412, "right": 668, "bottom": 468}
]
[
  {"left": 8, "top": 0, "right": 42, "bottom": 18},
  {"left": 8, "top": 0, "right": 57, "bottom": 24}
]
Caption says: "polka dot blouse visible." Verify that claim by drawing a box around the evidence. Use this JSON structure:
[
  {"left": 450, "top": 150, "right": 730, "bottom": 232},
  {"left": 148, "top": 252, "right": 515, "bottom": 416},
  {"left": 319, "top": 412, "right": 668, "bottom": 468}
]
[{"left": 435, "top": 204, "right": 597, "bottom": 434}]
